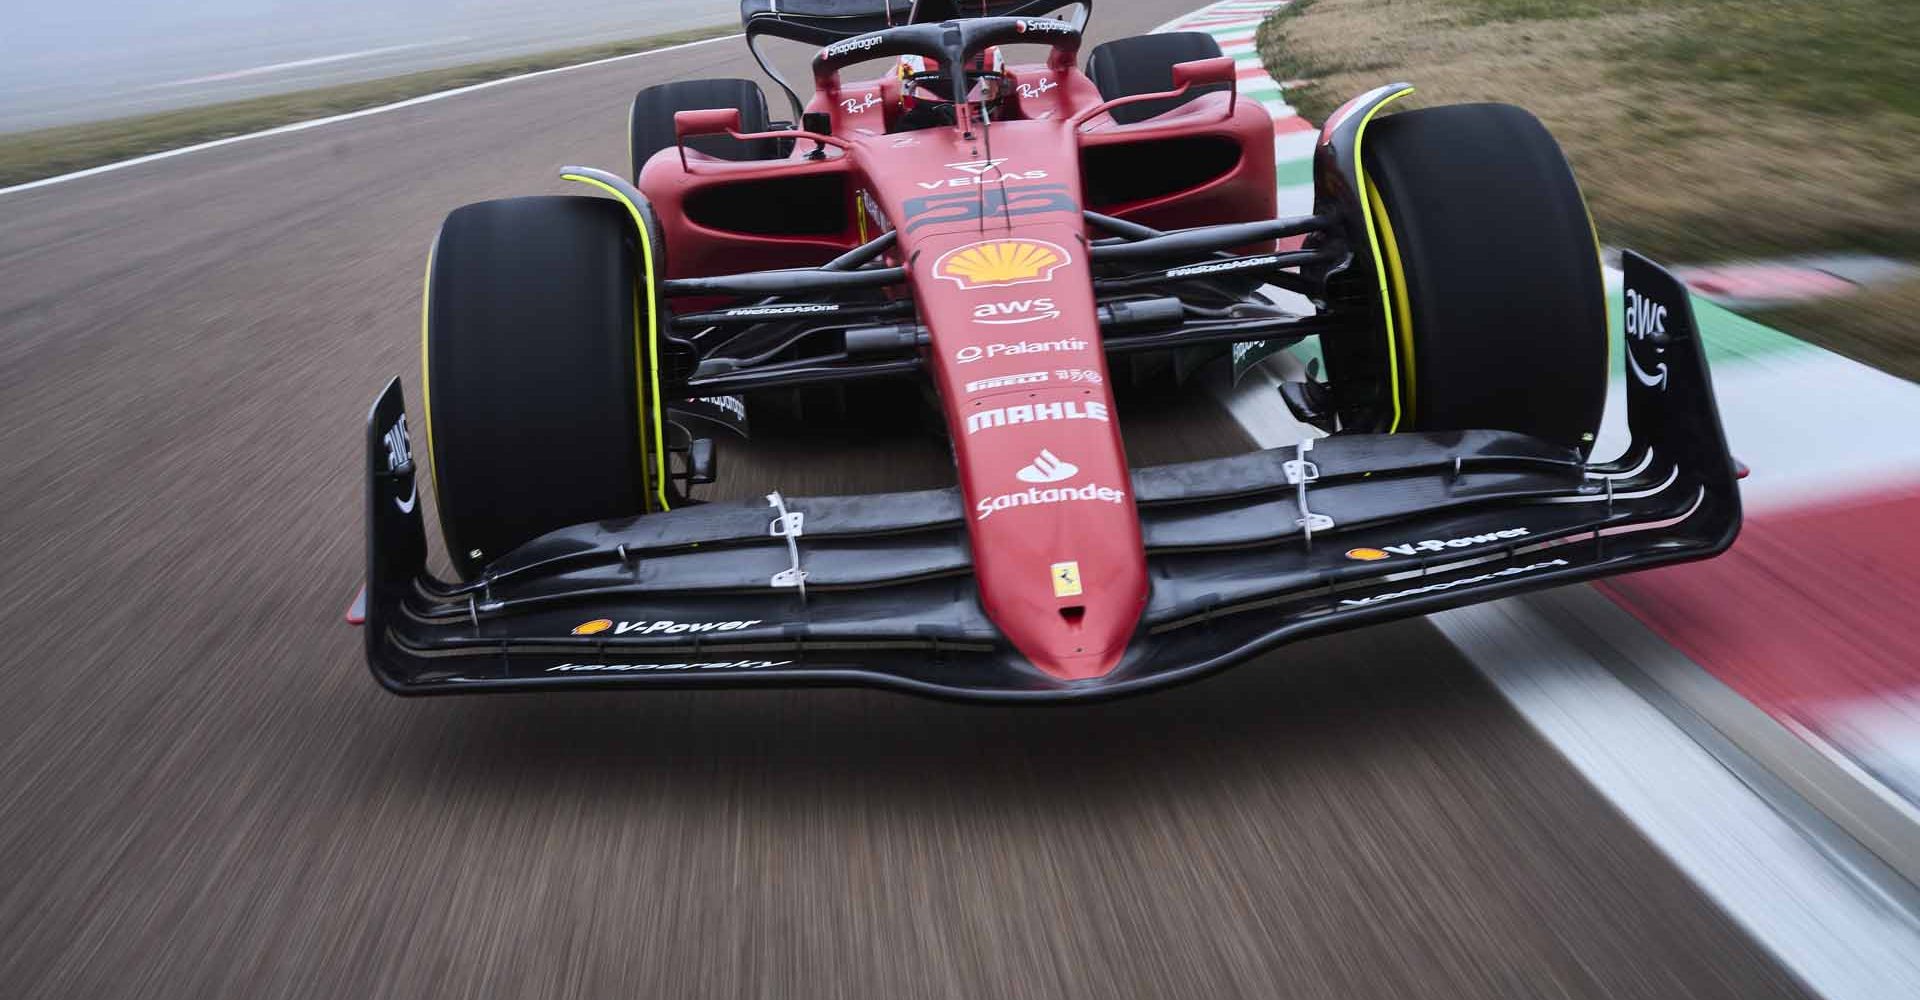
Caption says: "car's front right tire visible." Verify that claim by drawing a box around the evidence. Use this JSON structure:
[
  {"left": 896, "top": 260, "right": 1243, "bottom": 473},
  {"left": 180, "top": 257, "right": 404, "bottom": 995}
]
[{"left": 422, "top": 195, "right": 658, "bottom": 579}]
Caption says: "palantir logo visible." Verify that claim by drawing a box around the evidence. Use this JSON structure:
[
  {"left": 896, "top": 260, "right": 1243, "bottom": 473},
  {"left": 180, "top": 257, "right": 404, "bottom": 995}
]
[{"left": 1016, "top": 449, "right": 1078, "bottom": 484}]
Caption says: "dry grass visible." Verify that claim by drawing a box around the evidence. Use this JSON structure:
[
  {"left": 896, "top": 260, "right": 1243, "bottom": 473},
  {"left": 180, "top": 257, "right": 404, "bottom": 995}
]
[
  {"left": 1757, "top": 276, "right": 1920, "bottom": 385},
  {"left": 1258, "top": 0, "right": 1920, "bottom": 378},
  {"left": 0, "top": 26, "right": 736, "bottom": 188},
  {"left": 1258, "top": 0, "right": 1920, "bottom": 261}
]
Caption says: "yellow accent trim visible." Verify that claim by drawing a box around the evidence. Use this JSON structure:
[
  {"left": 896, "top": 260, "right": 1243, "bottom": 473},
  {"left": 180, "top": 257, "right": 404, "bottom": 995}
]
[
  {"left": 1366, "top": 175, "right": 1417, "bottom": 426},
  {"left": 561, "top": 173, "right": 673, "bottom": 513},
  {"left": 419, "top": 239, "right": 440, "bottom": 516},
  {"left": 856, "top": 190, "right": 869, "bottom": 244},
  {"left": 1583, "top": 197, "right": 1611, "bottom": 422},
  {"left": 1348, "top": 85, "right": 1416, "bottom": 432}
]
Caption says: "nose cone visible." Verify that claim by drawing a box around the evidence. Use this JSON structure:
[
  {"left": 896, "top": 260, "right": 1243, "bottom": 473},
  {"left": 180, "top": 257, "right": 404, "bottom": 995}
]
[{"left": 963, "top": 427, "right": 1149, "bottom": 683}]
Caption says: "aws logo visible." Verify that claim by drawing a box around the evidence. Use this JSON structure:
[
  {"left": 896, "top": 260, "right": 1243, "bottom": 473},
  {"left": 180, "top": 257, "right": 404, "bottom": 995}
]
[
  {"left": 934, "top": 239, "right": 1070, "bottom": 289},
  {"left": 973, "top": 297, "right": 1059, "bottom": 325},
  {"left": 1624, "top": 286, "right": 1670, "bottom": 390}
]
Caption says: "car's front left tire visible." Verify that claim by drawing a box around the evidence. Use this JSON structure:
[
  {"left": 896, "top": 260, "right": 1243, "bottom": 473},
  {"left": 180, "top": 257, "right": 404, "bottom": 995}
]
[{"left": 1359, "top": 102, "right": 1610, "bottom": 452}]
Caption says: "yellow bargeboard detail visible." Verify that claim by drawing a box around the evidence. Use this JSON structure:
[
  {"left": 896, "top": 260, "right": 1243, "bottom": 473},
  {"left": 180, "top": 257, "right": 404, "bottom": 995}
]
[
  {"left": 1365, "top": 175, "right": 1417, "bottom": 425},
  {"left": 561, "top": 172, "right": 672, "bottom": 513},
  {"left": 1348, "top": 85, "right": 1416, "bottom": 433}
]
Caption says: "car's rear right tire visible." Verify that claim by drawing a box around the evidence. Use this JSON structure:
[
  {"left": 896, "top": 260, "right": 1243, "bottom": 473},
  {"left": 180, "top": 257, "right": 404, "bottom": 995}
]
[
  {"left": 1084, "top": 32, "right": 1226, "bottom": 124},
  {"left": 629, "top": 77, "right": 779, "bottom": 181},
  {"left": 423, "top": 195, "right": 657, "bottom": 579}
]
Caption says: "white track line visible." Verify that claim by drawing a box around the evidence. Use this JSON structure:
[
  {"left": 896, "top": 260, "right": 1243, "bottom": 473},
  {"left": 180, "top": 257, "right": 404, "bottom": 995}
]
[
  {"left": 0, "top": 33, "right": 738, "bottom": 200},
  {"left": 155, "top": 41, "right": 469, "bottom": 88}
]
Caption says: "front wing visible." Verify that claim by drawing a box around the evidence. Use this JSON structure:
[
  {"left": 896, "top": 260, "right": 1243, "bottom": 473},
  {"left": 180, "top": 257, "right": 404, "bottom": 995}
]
[{"left": 360, "top": 253, "right": 1740, "bottom": 701}]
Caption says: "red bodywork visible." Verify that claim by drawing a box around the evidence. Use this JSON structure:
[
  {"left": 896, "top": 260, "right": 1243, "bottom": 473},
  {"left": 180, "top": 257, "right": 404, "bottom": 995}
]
[{"left": 638, "top": 58, "right": 1276, "bottom": 681}]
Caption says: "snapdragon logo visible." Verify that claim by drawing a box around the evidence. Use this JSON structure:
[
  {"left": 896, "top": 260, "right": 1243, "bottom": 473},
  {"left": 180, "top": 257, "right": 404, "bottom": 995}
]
[{"left": 823, "top": 35, "right": 883, "bottom": 59}]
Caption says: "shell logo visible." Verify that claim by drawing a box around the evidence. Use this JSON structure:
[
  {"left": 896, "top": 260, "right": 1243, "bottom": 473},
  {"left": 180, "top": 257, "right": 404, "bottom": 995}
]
[
  {"left": 1345, "top": 548, "right": 1391, "bottom": 562},
  {"left": 572, "top": 618, "right": 614, "bottom": 636},
  {"left": 933, "top": 239, "right": 1071, "bottom": 289}
]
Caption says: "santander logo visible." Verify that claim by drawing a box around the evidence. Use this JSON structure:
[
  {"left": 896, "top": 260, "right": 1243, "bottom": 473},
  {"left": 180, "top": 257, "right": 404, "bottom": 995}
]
[{"left": 1016, "top": 449, "right": 1078, "bottom": 484}]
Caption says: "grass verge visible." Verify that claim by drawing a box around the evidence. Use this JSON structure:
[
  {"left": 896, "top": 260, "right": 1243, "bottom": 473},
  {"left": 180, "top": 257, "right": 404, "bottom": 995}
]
[
  {"left": 0, "top": 25, "right": 737, "bottom": 188},
  {"left": 1257, "top": 0, "right": 1920, "bottom": 379}
]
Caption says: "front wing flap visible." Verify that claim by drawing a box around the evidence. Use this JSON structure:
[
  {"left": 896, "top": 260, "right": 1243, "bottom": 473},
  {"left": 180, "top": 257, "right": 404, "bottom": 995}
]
[{"left": 361, "top": 253, "right": 1739, "bottom": 701}]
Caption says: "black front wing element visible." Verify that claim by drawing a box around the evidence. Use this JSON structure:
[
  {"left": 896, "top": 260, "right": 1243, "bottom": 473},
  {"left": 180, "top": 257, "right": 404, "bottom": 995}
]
[{"left": 362, "top": 254, "right": 1740, "bottom": 701}]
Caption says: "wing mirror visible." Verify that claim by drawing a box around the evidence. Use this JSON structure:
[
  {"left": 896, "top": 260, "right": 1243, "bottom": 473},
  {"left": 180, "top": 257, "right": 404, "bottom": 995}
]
[
  {"left": 1068, "top": 56, "right": 1238, "bottom": 130},
  {"left": 670, "top": 108, "right": 850, "bottom": 172}
]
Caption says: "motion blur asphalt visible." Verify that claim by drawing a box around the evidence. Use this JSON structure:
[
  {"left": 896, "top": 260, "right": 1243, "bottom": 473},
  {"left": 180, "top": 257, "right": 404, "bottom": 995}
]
[{"left": 0, "top": 3, "right": 1816, "bottom": 997}]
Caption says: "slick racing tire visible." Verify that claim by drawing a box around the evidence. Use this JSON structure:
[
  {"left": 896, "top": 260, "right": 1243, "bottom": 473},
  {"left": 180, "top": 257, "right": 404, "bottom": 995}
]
[
  {"left": 629, "top": 78, "right": 780, "bottom": 181},
  {"left": 423, "top": 195, "right": 661, "bottom": 580},
  {"left": 1084, "top": 32, "right": 1225, "bottom": 125},
  {"left": 1361, "top": 103, "right": 1609, "bottom": 453}
]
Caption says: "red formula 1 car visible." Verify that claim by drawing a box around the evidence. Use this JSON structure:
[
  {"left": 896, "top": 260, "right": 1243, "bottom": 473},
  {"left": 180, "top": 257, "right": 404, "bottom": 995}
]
[{"left": 353, "top": 0, "right": 1740, "bottom": 700}]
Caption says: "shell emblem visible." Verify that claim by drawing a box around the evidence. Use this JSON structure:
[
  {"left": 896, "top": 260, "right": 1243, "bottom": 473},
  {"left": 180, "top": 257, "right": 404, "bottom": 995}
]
[{"left": 933, "top": 239, "right": 1071, "bottom": 289}]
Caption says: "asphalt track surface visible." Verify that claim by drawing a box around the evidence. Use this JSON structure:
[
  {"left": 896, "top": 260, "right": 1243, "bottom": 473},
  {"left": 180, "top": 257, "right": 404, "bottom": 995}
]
[{"left": 0, "top": 5, "right": 1816, "bottom": 998}]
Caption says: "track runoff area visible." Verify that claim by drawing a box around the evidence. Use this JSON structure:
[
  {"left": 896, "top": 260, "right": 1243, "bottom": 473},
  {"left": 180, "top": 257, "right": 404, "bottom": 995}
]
[{"left": 1169, "top": 0, "right": 1920, "bottom": 994}]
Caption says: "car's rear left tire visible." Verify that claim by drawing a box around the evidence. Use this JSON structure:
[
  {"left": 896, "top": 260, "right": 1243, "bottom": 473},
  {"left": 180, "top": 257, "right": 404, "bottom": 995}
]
[
  {"left": 1359, "top": 102, "right": 1609, "bottom": 452},
  {"left": 423, "top": 195, "right": 661, "bottom": 579},
  {"left": 629, "top": 77, "right": 779, "bottom": 181},
  {"left": 1084, "top": 32, "right": 1226, "bottom": 125}
]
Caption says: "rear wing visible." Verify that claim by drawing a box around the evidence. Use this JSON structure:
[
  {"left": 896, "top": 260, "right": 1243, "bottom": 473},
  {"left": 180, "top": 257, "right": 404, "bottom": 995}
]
[{"left": 358, "top": 252, "right": 1739, "bottom": 701}]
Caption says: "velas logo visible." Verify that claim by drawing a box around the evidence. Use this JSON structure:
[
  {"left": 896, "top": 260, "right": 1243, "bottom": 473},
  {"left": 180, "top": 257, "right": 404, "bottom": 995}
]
[
  {"left": 918, "top": 160, "right": 1047, "bottom": 190},
  {"left": 934, "top": 239, "right": 1070, "bottom": 289},
  {"left": 1016, "top": 448, "right": 1078, "bottom": 484}
]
